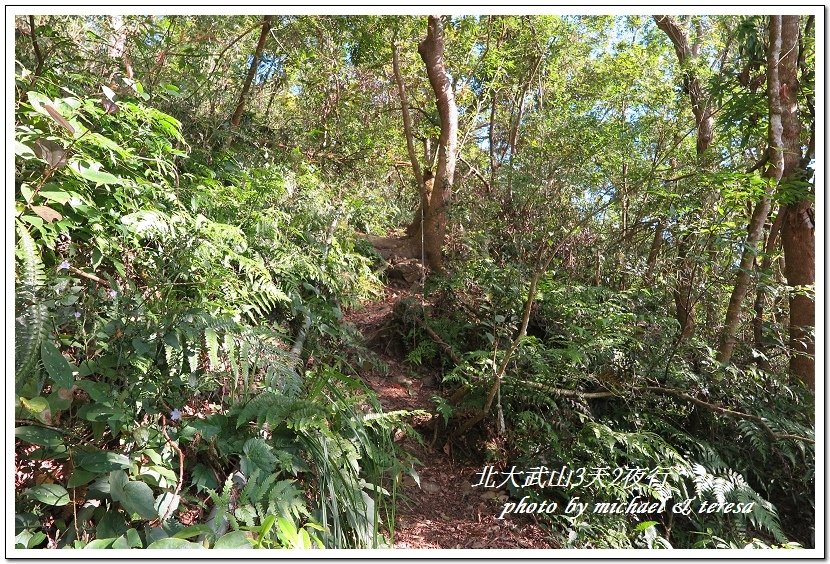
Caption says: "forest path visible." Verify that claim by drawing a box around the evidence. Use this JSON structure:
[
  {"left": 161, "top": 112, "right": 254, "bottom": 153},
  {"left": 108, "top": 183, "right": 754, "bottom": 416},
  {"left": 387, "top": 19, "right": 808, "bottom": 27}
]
[{"left": 344, "top": 285, "right": 554, "bottom": 549}]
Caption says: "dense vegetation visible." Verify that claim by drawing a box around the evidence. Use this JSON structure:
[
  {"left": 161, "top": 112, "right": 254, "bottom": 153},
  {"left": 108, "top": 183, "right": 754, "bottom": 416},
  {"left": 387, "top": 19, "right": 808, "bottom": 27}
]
[{"left": 14, "top": 13, "right": 815, "bottom": 551}]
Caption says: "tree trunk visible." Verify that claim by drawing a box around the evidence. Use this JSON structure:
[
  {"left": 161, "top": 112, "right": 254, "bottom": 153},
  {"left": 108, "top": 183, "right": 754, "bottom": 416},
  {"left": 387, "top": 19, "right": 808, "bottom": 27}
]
[
  {"left": 752, "top": 208, "right": 783, "bottom": 369},
  {"left": 644, "top": 219, "right": 665, "bottom": 282},
  {"left": 653, "top": 16, "right": 715, "bottom": 156},
  {"left": 393, "top": 42, "right": 429, "bottom": 238},
  {"left": 108, "top": 15, "right": 133, "bottom": 80},
  {"left": 717, "top": 197, "right": 775, "bottom": 362},
  {"left": 779, "top": 15, "right": 814, "bottom": 390},
  {"left": 654, "top": 16, "right": 715, "bottom": 342},
  {"left": 229, "top": 15, "right": 273, "bottom": 129},
  {"left": 717, "top": 15, "right": 801, "bottom": 365},
  {"left": 781, "top": 200, "right": 815, "bottom": 389},
  {"left": 673, "top": 234, "right": 696, "bottom": 341},
  {"left": 415, "top": 15, "right": 458, "bottom": 272}
]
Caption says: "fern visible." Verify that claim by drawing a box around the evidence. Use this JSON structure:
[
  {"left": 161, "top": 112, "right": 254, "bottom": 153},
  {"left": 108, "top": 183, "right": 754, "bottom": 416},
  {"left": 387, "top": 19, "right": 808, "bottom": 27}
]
[
  {"left": 233, "top": 393, "right": 327, "bottom": 431},
  {"left": 236, "top": 468, "right": 309, "bottom": 527},
  {"left": 205, "top": 475, "right": 236, "bottom": 538},
  {"left": 690, "top": 464, "right": 787, "bottom": 543},
  {"left": 15, "top": 221, "right": 48, "bottom": 390}
]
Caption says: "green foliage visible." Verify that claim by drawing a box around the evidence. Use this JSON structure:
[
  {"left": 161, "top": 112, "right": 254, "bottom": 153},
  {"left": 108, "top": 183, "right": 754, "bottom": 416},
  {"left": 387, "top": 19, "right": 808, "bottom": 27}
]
[
  {"left": 15, "top": 222, "right": 49, "bottom": 394},
  {"left": 14, "top": 13, "right": 814, "bottom": 552},
  {"left": 13, "top": 38, "right": 405, "bottom": 550}
]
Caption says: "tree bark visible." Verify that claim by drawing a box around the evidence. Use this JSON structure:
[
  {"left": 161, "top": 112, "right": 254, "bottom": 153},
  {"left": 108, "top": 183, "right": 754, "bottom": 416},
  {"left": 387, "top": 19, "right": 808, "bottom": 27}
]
[
  {"left": 392, "top": 42, "right": 429, "bottom": 238},
  {"left": 752, "top": 208, "right": 783, "bottom": 368},
  {"left": 780, "top": 16, "right": 814, "bottom": 390},
  {"left": 28, "top": 16, "right": 44, "bottom": 79},
  {"left": 415, "top": 15, "right": 458, "bottom": 272},
  {"left": 392, "top": 43, "right": 424, "bottom": 193},
  {"left": 230, "top": 15, "right": 273, "bottom": 129},
  {"left": 654, "top": 16, "right": 715, "bottom": 342},
  {"left": 654, "top": 16, "right": 714, "bottom": 155},
  {"left": 108, "top": 15, "right": 133, "bottom": 80},
  {"left": 644, "top": 219, "right": 665, "bottom": 282},
  {"left": 717, "top": 15, "right": 800, "bottom": 365},
  {"left": 673, "top": 234, "right": 696, "bottom": 341},
  {"left": 717, "top": 198, "right": 775, "bottom": 363},
  {"left": 781, "top": 200, "right": 815, "bottom": 389}
]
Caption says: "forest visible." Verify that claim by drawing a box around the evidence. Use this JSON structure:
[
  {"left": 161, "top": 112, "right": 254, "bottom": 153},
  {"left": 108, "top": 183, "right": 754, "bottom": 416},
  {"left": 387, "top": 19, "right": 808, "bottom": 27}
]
[{"left": 13, "top": 12, "right": 817, "bottom": 552}]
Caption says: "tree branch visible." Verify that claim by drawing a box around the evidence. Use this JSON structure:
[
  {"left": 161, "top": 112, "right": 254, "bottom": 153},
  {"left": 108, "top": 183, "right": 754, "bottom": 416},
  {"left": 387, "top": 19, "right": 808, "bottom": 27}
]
[
  {"left": 28, "top": 15, "right": 45, "bottom": 79},
  {"left": 392, "top": 42, "right": 424, "bottom": 192}
]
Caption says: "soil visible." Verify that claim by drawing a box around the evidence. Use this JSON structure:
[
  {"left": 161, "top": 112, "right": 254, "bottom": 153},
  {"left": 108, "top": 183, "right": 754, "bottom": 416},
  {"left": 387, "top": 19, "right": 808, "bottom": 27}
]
[{"left": 344, "top": 285, "right": 556, "bottom": 550}]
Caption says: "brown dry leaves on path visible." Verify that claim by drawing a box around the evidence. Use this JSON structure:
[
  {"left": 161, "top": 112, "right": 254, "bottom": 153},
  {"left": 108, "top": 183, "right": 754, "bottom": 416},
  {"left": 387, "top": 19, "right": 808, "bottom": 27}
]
[{"left": 344, "top": 286, "right": 555, "bottom": 550}]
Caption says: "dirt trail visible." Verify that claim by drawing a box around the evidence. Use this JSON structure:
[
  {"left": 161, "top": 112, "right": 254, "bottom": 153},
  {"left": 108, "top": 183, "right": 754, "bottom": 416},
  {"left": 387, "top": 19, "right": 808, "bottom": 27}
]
[{"left": 344, "top": 286, "right": 554, "bottom": 549}]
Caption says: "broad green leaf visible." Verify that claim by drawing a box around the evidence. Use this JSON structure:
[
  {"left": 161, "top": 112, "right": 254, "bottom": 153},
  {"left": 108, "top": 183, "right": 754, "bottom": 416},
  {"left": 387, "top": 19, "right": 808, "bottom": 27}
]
[
  {"left": 154, "top": 492, "right": 180, "bottom": 518},
  {"left": 84, "top": 538, "right": 117, "bottom": 549},
  {"left": 108, "top": 470, "right": 128, "bottom": 499},
  {"left": 40, "top": 341, "right": 75, "bottom": 389},
  {"left": 191, "top": 463, "right": 219, "bottom": 493},
  {"left": 19, "top": 396, "right": 50, "bottom": 421},
  {"left": 111, "top": 528, "right": 143, "bottom": 549},
  {"left": 160, "top": 83, "right": 181, "bottom": 96},
  {"left": 76, "top": 379, "right": 112, "bottom": 402},
  {"left": 19, "top": 184, "right": 34, "bottom": 204},
  {"left": 15, "top": 513, "right": 40, "bottom": 535},
  {"left": 82, "top": 404, "right": 123, "bottom": 422},
  {"left": 40, "top": 189, "right": 72, "bottom": 204},
  {"left": 74, "top": 448, "right": 130, "bottom": 473},
  {"left": 15, "top": 529, "right": 46, "bottom": 549},
  {"left": 171, "top": 524, "right": 212, "bottom": 539},
  {"left": 15, "top": 425, "right": 63, "bottom": 448},
  {"left": 140, "top": 463, "right": 178, "bottom": 486},
  {"left": 121, "top": 481, "right": 158, "bottom": 519},
  {"left": 126, "top": 528, "right": 143, "bottom": 548},
  {"left": 25, "top": 483, "right": 70, "bottom": 506},
  {"left": 69, "top": 160, "right": 122, "bottom": 186},
  {"left": 67, "top": 469, "right": 98, "bottom": 488},
  {"left": 15, "top": 140, "right": 36, "bottom": 159},
  {"left": 146, "top": 538, "right": 203, "bottom": 549},
  {"left": 26, "top": 91, "right": 52, "bottom": 116},
  {"left": 213, "top": 530, "right": 253, "bottom": 549},
  {"left": 47, "top": 388, "right": 73, "bottom": 412},
  {"left": 110, "top": 469, "right": 160, "bottom": 519}
]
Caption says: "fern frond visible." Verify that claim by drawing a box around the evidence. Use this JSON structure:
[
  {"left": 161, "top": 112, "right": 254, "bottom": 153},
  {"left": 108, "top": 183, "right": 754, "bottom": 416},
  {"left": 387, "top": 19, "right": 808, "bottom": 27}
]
[{"left": 15, "top": 222, "right": 48, "bottom": 388}]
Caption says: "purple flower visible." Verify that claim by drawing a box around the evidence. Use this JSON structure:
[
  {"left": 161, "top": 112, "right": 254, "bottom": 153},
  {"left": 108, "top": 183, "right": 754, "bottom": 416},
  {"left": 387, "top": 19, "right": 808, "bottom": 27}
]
[
  {"left": 170, "top": 408, "right": 182, "bottom": 421},
  {"left": 108, "top": 289, "right": 117, "bottom": 298},
  {"left": 58, "top": 260, "right": 70, "bottom": 271},
  {"left": 73, "top": 311, "right": 81, "bottom": 319}
]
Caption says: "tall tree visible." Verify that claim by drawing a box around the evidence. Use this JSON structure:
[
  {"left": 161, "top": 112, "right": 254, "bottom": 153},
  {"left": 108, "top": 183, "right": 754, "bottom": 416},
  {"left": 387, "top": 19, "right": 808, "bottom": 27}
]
[
  {"left": 412, "top": 15, "right": 458, "bottom": 272},
  {"left": 654, "top": 15, "right": 715, "bottom": 341},
  {"left": 777, "top": 15, "right": 814, "bottom": 390},
  {"left": 392, "top": 41, "right": 427, "bottom": 237},
  {"left": 717, "top": 15, "right": 800, "bottom": 364},
  {"left": 653, "top": 16, "right": 714, "bottom": 155},
  {"left": 229, "top": 15, "right": 273, "bottom": 130}
]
